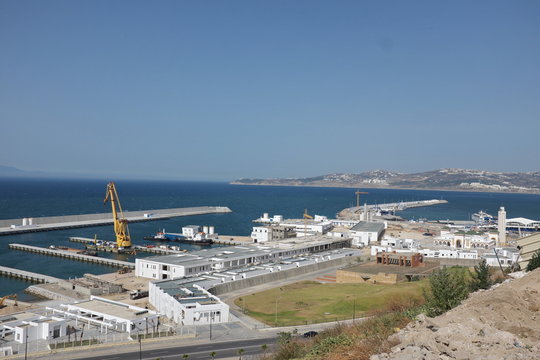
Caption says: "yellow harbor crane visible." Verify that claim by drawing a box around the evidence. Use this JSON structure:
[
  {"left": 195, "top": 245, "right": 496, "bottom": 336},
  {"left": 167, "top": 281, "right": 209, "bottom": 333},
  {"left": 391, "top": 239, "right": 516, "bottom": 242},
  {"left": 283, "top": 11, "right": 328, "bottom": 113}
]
[
  {"left": 303, "top": 209, "right": 313, "bottom": 236},
  {"left": 104, "top": 182, "right": 132, "bottom": 249}
]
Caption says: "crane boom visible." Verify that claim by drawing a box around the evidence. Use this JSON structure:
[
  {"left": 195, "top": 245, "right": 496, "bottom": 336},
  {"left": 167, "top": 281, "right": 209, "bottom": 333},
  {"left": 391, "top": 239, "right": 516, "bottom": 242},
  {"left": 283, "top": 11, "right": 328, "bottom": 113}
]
[{"left": 104, "top": 182, "right": 132, "bottom": 249}]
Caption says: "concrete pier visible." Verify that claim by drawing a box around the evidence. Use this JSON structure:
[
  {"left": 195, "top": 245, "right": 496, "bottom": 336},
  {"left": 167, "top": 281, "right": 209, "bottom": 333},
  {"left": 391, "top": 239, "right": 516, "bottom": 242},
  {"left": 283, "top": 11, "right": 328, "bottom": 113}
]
[
  {"left": 337, "top": 199, "right": 448, "bottom": 219},
  {"left": 70, "top": 236, "right": 186, "bottom": 255},
  {"left": 70, "top": 236, "right": 240, "bottom": 253},
  {"left": 0, "top": 265, "right": 61, "bottom": 284},
  {"left": 8, "top": 244, "right": 135, "bottom": 269},
  {"left": 0, "top": 206, "right": 232, "bottom": 236}
]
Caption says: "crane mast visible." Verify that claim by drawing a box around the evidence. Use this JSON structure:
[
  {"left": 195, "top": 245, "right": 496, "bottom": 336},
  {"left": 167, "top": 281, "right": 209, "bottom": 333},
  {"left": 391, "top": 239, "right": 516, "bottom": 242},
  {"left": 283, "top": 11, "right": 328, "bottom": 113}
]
[
  {"left": 303, "top": 209, "right": 313, "bottom": 236},
  {"left": 104, "top": 182, "right": 132, "bottom": 249}
]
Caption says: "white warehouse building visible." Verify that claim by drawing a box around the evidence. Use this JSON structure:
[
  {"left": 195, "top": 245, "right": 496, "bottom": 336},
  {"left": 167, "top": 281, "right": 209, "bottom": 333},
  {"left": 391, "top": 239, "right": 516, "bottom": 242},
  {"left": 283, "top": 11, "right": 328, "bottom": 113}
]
[
  {"left": 149, "top": 281, "right": 229, "bottom": 325},
  {"left": 136, "top": 236, "right": 352, "bottom": 280},
  {"left": 349, "top": 221, "right": 386, "bottom": 247}
]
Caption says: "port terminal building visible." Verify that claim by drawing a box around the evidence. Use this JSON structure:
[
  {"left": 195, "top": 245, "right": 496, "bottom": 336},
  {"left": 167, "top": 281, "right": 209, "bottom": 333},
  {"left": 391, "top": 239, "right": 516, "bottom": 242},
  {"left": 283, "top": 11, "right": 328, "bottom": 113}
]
[
  {"left": 148, "top": 246, "right": 360, "bottom": 325},
  {"left": 135, "top": 235, "right": 351, "bottom": 281}
]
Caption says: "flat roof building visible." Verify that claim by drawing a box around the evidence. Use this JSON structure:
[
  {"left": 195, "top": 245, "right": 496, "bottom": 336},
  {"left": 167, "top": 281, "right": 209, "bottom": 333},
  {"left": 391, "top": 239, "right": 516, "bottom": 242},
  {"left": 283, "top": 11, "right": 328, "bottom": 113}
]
[
  {"left": 149, "top": 281, "right": 228, "bottom": 326},
  {"left": 53, "top": 296, "right": 159, "bottom": 334},
  {"left": 349, "top": 221, "right": 386, "bottom": 247},
  {"left": 136, "top": 235, "right": 351, "bottom": 280}
]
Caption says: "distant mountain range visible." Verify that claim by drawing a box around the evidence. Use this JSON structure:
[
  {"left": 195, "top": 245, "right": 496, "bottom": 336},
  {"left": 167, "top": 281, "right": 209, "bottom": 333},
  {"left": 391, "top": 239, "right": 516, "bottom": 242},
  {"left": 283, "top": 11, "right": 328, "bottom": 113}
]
[
  {"left": 0, "top": 165, "right": 47, "bottom": 178},
  {"left": 231, "top": 169, "right": 540, "bottom": 193},
  {"left": 0, "top": 165, "right": 97, "bottom": 180}
]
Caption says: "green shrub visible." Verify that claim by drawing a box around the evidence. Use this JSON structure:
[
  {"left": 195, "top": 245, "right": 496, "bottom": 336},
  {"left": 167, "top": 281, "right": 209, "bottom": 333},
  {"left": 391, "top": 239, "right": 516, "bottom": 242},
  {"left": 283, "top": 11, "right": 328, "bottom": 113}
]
[
  {"left": 424, "top": 267, "right": 470, "bottom": 317},
  {"left": 526, "top": 250, "right": 540, "bottom": 272},
  {"left": 470, "top": 259, "right": 492, "bottom": 291},
  {"left": 308, "top": 333, "right": 353, "bottom": 357}
]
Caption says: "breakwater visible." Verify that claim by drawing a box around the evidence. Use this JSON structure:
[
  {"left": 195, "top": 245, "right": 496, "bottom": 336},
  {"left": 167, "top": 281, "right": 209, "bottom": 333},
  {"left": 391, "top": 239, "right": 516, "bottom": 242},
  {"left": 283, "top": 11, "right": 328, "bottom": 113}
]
[
  {"left": 338, "top": 199, "right": 448, "bottom": 219},
  {"left": 0, "top": 206, "right": 232, "bottom": 235}
]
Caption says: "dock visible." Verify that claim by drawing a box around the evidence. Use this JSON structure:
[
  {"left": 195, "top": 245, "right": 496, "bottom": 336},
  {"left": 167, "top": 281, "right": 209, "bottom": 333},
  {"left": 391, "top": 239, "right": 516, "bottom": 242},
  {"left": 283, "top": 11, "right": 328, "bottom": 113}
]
[
  {"left": 0, "top": 265, "right": 61, "bottom": 284},
  {"left": 0, "top": 206, "right": 232, "bottom": 236},
  {"left": 70, "top": 236, "right": 186, "bottom": 255},
  {"left": 8, "top": 244, "right": 135, "bottom": 269},
  {"left": 70, "top": 236, "right": 241, "bottom": 253}
]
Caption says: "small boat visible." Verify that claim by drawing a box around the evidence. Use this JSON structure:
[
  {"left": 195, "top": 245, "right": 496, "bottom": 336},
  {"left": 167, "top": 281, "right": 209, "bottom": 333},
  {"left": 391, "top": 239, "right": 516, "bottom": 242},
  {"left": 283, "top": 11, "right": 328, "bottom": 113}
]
[
  {"left": 143, "top": 231, "right": 170, "bottom": 241},
  {"left": 144, "top": 229, "right": 214, "bottom": 246}
]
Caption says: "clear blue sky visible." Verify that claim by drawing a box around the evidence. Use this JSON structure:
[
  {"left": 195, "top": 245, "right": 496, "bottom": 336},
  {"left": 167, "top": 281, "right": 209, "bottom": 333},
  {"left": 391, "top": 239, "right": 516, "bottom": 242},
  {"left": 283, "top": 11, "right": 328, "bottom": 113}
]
[{"left": 1, "top": 1, "right": 539, "bottom": 180}]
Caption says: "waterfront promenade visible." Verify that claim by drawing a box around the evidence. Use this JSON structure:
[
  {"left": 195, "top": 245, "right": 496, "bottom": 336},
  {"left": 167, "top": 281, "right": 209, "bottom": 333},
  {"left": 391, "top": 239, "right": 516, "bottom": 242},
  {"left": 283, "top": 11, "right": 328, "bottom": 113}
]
[{"left": 0, "top": 206, "right": 232, "bottom": 235}]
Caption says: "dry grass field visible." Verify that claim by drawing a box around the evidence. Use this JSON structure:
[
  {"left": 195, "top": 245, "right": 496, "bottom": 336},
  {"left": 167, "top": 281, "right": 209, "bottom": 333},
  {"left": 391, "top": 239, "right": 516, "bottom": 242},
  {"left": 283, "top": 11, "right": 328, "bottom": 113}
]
[{"left": 234, "top": 279, "right": 426, "bottom": 326}]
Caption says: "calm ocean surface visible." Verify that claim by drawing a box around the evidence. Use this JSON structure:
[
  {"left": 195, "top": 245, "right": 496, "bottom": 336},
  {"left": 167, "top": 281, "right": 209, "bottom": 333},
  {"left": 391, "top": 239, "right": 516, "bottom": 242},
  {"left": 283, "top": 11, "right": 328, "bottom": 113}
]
[{"left": 1, "top": 178, "right": 540, "bottom": 299}]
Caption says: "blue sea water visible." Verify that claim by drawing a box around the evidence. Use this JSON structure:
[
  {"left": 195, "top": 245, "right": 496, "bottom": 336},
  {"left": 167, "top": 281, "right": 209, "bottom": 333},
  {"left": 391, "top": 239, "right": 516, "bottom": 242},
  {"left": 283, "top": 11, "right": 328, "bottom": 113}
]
[{"left": 1, "top": 178, "right": 540, "bottom": 300}]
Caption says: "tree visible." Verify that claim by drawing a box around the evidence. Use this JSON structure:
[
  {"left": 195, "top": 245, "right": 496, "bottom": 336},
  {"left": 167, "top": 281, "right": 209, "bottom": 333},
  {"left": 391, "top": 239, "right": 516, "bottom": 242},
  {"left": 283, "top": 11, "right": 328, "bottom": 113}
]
[
  {"left": 182, "top": 354, "right": 189, "bottom": 360},
  {"left": 470, "top": 259, "right": 492, "bottom": 291},
  {"left": 210, "top": 351, "right": 216, "bottom": 359},
  {"left": 526, "top": 250, "right": 540, "bottom": 272},
  {"left": 425, "top": 267, "right": 470, "bottom": 317},
  {"left": 237, "top": 348, "right": 244, "bottom": 360}
]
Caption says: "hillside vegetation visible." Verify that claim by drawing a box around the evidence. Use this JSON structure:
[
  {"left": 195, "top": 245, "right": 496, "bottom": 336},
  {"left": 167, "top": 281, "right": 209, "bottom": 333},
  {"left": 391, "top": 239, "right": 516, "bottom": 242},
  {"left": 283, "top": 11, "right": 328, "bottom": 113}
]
[{"left": 265, "top": 268, "right": 540, "bottom": 360}]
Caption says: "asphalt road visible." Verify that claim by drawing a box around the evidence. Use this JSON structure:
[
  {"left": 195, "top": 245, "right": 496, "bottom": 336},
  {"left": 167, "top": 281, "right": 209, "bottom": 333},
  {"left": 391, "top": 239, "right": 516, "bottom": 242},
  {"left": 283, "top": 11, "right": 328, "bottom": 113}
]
[{"left": 77, "top": 337, "right": 276, "bottom": 360}]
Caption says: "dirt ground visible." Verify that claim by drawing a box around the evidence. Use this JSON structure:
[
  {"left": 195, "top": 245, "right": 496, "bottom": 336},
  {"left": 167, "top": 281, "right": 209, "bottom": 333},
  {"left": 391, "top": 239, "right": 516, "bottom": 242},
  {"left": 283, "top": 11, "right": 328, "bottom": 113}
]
[
  {"left": 0, "top": 299, "right": 38, "bottom": 316},
  {"left": 372, "top": 268, "right": 540, "bottom": 360},
  {"left": 385, "top": 221, "right": 446, "bottom": 241},
  {"left": 95, "top": 271, "right": 154, "bottom": 308}
]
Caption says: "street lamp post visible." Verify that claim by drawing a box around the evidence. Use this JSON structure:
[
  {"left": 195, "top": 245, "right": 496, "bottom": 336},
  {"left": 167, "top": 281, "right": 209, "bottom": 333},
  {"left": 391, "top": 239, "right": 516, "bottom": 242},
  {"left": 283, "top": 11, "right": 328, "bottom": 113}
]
[
  {"left": 274, "top": 288, "right": 284, "bottom": 327},
  {"left": 274, "top": 297, "right": 280, "bottom": 327},
  {"left": 24, "top": 330, "right": 28, "bottom": 360},
  {"left": 138, "top": 337, "right": 142, "bottom": 360},
  {"left": 209, "top": 312, "right": 213, "bottom": 340}
]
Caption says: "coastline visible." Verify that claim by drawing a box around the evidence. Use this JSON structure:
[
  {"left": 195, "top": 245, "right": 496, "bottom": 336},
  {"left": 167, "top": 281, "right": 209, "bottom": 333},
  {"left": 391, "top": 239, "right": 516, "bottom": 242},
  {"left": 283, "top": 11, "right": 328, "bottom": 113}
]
[{"left": 229, "top": 182, "right": 540, "bottom": 195}]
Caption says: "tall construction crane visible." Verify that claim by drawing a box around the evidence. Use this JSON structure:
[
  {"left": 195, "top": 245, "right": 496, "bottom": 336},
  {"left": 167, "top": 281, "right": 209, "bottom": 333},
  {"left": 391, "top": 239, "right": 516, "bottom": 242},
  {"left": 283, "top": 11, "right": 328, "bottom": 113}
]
[
  {"left": 303, "top": 209, "right": 313, "bottom": 236},
  {"left": 104, "top": 182, "right": 132, "bottom": 249},
  {"left": 355, "top": 190, "right": 369, "bottom": 208}
]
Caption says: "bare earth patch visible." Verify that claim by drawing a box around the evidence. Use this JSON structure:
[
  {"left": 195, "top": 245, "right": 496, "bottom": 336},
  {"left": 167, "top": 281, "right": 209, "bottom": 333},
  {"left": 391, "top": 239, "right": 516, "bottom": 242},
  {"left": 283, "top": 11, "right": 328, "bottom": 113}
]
[{"left": 372, "top": 268, "right": 540, "bottom": 360}]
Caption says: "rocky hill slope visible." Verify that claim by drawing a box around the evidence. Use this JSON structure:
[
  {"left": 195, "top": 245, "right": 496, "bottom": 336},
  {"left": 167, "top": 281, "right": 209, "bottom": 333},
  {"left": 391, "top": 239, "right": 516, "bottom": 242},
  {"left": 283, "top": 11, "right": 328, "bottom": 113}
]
[
  {"left": 232, "top": 169, "right": 540, "bottom": 193},
  {"left": 372, "top": 269, "right": 540, "bottom": 360}
]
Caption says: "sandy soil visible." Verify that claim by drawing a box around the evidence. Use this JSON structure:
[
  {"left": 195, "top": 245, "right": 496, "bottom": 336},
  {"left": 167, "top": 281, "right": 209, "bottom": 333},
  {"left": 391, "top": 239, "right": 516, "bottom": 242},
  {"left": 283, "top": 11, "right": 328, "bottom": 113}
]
[
  {"left": 219, "top": 235, "right": 252, "bottom": 243},
  {"left": 372, "top": 269, "right": 540, "bottom": 360},
  {"left": 0, "top": 299, "right": 38, "bottom": 316},
  {"left": 95, "top": 271, "right": 154, "bottom": 308}
]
